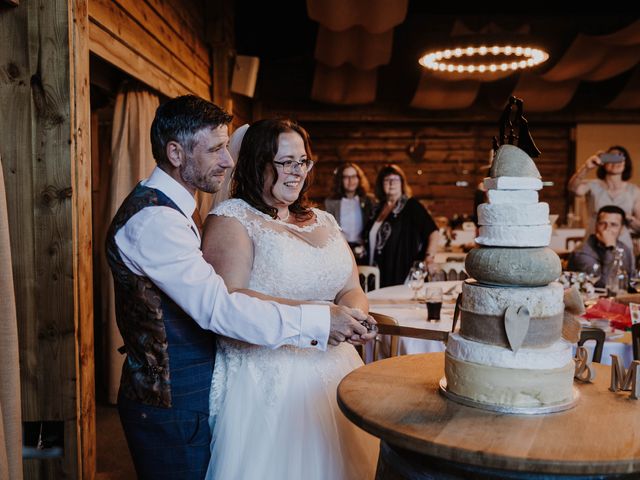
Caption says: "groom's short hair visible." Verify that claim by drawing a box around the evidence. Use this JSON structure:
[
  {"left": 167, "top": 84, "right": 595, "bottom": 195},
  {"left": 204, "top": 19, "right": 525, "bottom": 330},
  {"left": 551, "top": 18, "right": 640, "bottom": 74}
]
[{"left": 151, "top": 95, "right": 233, "bottom": 166}]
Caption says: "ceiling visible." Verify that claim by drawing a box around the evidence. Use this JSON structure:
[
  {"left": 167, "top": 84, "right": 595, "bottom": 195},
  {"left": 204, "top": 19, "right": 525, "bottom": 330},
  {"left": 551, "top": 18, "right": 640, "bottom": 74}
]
[{"left": 234, "top": 3, "right": 640, "bottom": 115}]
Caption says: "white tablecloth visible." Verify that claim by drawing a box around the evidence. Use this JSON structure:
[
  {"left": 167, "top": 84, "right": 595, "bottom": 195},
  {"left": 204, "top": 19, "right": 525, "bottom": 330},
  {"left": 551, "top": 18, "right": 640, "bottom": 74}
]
[
  {"left": 366, "top": 281, "right": 634, "bottom": 368},
  {"left": 366, "top": 281, "right": 461, "bottom": 361}
]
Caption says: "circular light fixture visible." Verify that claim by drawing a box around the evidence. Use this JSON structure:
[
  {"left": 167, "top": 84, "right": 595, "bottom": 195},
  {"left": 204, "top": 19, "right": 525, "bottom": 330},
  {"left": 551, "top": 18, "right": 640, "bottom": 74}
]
[{"left": 419, "top": 45, "right": 549, "bottom": 74}]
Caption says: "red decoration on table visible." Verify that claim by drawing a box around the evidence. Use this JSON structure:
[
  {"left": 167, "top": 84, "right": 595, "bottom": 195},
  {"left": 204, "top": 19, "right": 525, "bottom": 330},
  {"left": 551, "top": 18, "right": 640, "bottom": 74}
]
[{"left": 583, "top": 298, "right": 631, "bottom": 330}]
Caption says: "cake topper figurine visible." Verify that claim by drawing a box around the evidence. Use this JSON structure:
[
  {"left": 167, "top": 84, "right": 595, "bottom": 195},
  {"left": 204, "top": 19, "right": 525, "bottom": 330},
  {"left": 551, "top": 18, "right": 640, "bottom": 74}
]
[{"left": 492, "top": 95, "right": 541, "bottom": 158}]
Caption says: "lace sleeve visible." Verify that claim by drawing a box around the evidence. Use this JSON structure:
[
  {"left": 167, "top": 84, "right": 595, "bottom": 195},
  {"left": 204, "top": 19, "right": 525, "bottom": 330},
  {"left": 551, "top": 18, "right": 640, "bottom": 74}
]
[
  {"left": 314, "top": 208, "right": 341, "bottom": 231},
  {"left": 212, "top": 198, "right": 248, "bottom": 219},
  {"left": 212, "top": 199, "right": 264, "bottom": 240}
]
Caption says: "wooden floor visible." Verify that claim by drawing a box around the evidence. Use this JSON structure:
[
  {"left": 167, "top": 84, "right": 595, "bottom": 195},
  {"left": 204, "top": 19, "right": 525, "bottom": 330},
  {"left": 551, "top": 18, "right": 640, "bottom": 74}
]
[{"left": 95, "top": 403, "right": 136, "bottom": 479}]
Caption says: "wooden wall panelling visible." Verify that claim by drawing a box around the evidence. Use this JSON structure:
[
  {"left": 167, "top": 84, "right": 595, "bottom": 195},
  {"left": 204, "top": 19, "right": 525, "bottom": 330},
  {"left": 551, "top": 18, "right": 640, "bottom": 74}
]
[
  {"left": 305, "top": 122, "right": 571, "bottom": 220},
  {"left": 88, "top": 0, "right": 211, "bottom": 99},
  {"left": 0, "top": 0, "right": 93, "bottom": 477},
  {"left": 88, "top": 23, "right": 189, "bottom": 99},
  {"left": 145, "top": 0, "right": 206, "bottom": 58},
  {"left": 0, "top": 3, "right": 39, "bottom": 476},
  {"left": 108, "top": 0, "right": 210, "bottom": 82}
]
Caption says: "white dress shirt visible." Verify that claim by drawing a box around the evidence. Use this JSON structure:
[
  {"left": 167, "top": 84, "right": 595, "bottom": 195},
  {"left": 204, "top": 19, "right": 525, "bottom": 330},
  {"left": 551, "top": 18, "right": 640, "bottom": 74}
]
[
  {"left": 340, "top": 196, "right": 363, "bottom": 243},
  {"left": 114, "top": 167, "right": 329, "bottom": 350}
]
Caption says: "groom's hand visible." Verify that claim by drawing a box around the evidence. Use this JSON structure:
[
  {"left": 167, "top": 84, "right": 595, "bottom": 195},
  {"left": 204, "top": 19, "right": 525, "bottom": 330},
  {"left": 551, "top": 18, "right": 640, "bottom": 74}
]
[
  {"left": 347, "top": 310, "right": 377, "bottom": 346},
  {"left": 328, "top": 306, "right": 377, "bottom": 346}
]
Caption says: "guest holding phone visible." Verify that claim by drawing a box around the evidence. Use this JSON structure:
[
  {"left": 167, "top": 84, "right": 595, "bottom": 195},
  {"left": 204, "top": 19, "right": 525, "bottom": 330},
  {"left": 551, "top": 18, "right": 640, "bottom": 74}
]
[{"left": 568, "top": 145, "right": 640, "bottom": 258}]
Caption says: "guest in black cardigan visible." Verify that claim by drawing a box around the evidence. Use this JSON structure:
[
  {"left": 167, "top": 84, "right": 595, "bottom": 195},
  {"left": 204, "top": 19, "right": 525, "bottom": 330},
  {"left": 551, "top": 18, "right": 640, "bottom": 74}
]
[{"left": 364, "top": 164, "right": 440, "bottom": 287}]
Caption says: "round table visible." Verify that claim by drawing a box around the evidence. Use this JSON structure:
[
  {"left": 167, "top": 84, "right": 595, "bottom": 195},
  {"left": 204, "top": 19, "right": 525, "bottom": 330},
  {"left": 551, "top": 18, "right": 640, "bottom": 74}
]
[{"left": 338, "top": 353, "right": 640, "bottom": 479}]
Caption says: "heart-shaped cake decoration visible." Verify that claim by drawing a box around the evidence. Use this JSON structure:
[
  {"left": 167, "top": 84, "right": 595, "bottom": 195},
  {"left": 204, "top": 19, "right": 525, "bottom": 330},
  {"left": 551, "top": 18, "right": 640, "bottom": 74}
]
[{"left": 504, "top": 305, "right": 530, "bottom": 352}]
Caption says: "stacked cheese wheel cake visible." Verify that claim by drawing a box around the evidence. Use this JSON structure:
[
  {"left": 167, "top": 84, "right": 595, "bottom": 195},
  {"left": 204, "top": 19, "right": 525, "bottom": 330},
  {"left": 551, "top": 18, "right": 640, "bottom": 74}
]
[{"left": 444, "top": 144, "right": 575, "bottom": 409}]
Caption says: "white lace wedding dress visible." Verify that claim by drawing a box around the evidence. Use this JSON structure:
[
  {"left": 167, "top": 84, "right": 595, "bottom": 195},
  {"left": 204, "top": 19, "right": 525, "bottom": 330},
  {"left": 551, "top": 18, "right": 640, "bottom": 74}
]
[{"left": 205, "top": 198, "right": 378, "bottom": 480}]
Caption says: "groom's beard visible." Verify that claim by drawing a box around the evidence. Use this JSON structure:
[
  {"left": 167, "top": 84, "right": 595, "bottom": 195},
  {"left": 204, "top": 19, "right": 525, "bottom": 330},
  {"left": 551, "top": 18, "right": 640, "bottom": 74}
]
[{"left": 180, "top": 155, "right": 225, "bottom": 194}]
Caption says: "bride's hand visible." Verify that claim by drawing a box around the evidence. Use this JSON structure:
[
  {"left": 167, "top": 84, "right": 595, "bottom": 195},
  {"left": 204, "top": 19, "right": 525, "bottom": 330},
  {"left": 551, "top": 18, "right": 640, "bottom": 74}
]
[
  {"left": 347, "top": 310, "right": 377, "bottom": 346},
  {"left": 328, "top": 305, "right": 371, "bottom": 345}
]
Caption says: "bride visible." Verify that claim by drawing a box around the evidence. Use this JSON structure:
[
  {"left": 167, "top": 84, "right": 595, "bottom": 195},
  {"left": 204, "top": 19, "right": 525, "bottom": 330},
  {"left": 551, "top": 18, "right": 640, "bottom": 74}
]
[{"left": 201, "top": 119, "right": 378, "bottom": 479}]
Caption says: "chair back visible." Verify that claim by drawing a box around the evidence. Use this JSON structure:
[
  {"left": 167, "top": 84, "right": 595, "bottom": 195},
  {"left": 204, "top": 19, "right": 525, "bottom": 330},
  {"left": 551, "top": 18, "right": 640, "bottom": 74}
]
[
  {"left": 429, "top": 261, "right": 466, "bottom": 281},
  {"left": 578, "top": 326, "right": 606, "bottom": 363},
  {"left": 369, "top": 312, "right": 399, "bottom": 361},
  {"left": 632, "top": 323, "right": 640, "bottom": 361},
  {"left": 358, "top": 265, "right": 380, "bottom": 292},
  {"left": 566, "top": 236, "right": 584, "bottom": 251}
]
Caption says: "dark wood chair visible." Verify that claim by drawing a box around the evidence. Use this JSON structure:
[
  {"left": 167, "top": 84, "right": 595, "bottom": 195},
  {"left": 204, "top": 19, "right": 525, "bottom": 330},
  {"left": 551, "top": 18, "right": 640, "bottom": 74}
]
[
  {"left": 632, "top": 323, "right": 640, "bottom": 361},
  {"left": 369, "top": 312, "right": 399, "bottom": 361},
  {"left": 578, "top": 326, "right": 606, "bottom": 363}
]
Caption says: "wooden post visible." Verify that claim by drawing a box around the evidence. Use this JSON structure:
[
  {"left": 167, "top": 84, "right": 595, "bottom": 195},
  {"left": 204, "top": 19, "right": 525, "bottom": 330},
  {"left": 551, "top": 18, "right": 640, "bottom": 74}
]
[
  {"left": 0, "top": 0, "right": 94, "bottom": 478},
  {"left": 70, "top": 0, "right": 95, "bottom": 478}
]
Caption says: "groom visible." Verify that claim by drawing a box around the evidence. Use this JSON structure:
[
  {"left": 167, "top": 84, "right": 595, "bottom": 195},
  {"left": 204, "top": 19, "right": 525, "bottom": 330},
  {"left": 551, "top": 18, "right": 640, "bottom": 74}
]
[{"left": 105, "top": 95, "right": 375, "bottom": 479}]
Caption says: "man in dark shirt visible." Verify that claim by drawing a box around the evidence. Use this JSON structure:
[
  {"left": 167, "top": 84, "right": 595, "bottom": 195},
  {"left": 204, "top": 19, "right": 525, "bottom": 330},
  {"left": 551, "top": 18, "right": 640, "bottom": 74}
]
[{"left": 568, "top": 205, "right": 634, "bottom": 288}]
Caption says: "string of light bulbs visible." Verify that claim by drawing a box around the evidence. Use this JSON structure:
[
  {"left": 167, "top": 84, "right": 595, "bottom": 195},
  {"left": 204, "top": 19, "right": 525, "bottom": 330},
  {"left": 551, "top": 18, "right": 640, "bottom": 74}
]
[{"left": 419, "top": 45, "right": 549, "bottom": 74}]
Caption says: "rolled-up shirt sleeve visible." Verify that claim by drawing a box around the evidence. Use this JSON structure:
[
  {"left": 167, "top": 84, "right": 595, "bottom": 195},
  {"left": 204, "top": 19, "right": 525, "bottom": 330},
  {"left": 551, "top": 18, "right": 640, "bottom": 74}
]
[{"left": 114, "top": 206, "right": 330, "bottom": 350}]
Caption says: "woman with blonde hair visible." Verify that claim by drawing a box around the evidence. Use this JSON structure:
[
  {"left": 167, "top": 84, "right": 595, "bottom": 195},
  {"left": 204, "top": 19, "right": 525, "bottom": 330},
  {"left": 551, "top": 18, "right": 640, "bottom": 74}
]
[{"left": 364, "top": 164, "right": 440, "bottom": 287}]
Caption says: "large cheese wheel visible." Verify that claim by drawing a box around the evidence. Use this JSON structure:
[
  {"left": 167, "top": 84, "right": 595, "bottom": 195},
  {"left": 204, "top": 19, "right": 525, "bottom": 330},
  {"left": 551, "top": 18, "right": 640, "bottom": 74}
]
[
  {"left": 476, "top": 225, "right": 551, "bottom": 247},
  {"left": 489, "top": 144, "right": 541, "bottom": 179},
  {"left": 477, "top": 203, "right": 549, "bottom": 226},
  {"left": 460, "top": 280, "right": 564, "bottom": 318},
  {"left": 465, "top": 247, "right": 561, "bottom": 286}
]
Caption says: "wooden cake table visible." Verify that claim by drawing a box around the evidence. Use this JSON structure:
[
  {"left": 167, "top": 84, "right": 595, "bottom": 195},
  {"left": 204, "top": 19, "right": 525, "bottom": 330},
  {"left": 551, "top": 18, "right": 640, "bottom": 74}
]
[{"left": 337, "top": 353, "right": 640, "bottom": 479}]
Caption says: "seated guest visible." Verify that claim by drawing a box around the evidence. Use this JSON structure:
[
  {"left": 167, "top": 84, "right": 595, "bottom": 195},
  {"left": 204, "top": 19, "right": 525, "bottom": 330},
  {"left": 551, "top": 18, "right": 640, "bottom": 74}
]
[
  {"left": 364, "top": 164, "right": 441, "bottom": 287},
  {"left": 325, "top": 162, "right": 375, "bottom": 263},
  {"left": 568, "top": 205, "right": 634, "bottom": 288}
]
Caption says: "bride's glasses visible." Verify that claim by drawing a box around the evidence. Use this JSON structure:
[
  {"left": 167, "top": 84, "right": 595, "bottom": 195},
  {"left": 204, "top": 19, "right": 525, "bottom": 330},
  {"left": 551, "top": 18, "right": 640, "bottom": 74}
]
[{"left": 273, "top": 159, "right": 314, "bottom": 174}]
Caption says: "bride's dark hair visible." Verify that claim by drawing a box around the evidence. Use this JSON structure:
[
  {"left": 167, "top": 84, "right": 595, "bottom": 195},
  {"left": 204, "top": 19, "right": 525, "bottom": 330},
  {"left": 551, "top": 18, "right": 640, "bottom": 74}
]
[{"left": 231, "top": 118, "right": 314, "bottom": 220}]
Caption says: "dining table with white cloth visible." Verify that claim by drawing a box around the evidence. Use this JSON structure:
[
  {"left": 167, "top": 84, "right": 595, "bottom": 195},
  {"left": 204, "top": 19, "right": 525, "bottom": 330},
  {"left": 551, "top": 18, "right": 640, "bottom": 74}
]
[
  {"left": 366, "top": 280, "right": 635, "bottom": 368},
  {"left": 365, "top": 281, "right": 461, "bottom": 362}
]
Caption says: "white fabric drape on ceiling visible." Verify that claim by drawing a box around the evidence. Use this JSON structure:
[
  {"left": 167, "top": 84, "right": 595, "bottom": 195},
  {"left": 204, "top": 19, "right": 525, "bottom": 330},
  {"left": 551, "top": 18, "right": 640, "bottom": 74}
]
[
  {"left": 103, "top": 87, "right": 159, "bottom": 403},
  {"left": 308, "top": 0, "right": 407, "bottom": 104},
  {"left": 0, "top": 156, "right": 22, "bottom": 480}
]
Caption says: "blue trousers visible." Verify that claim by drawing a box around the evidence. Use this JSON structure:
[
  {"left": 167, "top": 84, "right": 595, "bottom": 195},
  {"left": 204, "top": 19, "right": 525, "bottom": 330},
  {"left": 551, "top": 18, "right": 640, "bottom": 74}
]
[{"left": 118, "top": 394, "right": 211, "bottom": 479}]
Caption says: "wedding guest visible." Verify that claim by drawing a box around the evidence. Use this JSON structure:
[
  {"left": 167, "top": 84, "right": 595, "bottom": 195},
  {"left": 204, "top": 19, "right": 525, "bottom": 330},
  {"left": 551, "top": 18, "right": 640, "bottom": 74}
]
[
  {"left": 568, "top": 205, "right": 633, "bottom": 288},
  {"left": 324, "top": 162, "right": 375, "bottom": 263},
  {"left": 105, "top": 96, "right": 373, "bottom": 479},
  {"left": 364, "top": 164, "right": 441, "bottom": 287},
  {"left": 568, "top": 145, "right": 640, "bottom": 256}
]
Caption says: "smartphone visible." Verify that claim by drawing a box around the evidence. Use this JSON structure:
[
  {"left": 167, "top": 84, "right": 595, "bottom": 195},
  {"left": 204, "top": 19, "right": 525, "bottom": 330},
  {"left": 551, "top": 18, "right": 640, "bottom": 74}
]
[{"left": 600, "top": 152, "right": 625, "bottom": 164}]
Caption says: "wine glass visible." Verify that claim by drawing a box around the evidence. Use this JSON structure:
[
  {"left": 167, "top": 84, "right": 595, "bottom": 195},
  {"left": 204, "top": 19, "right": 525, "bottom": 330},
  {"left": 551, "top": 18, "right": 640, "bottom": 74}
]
[
  {"left": 630, "top": 268, "right": 640, "bottom": 292},
  {"left": 585, "top": 263, "right": 601, "bottom": 288},
  {"left": 407, "top": 267, "right": 426, "bottom": 301}
]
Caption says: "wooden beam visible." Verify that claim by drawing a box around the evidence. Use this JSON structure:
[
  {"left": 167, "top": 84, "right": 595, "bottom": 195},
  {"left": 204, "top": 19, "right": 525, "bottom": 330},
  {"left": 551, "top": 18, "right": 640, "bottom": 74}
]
[{"left": 70, "top": 0, "right": 95, "bottom": 478}]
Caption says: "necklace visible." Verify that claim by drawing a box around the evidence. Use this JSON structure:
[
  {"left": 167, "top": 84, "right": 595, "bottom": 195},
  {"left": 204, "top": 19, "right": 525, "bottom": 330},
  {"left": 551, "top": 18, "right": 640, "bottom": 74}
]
[{"left": 278, "top": 210, "right": 290, "bottom": 221}]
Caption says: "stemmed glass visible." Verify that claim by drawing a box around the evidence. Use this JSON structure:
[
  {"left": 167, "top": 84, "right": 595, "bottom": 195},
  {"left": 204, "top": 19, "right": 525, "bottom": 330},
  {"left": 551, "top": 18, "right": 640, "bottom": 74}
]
[
  {"left": 585, "top": 263, "right": 601, "bottom": 288},
  {"left": 630, "top": 268, "right": 640, "bottom": 292},
  {"left": 408, "top": 263, "right": 427, "bottom": 301}
]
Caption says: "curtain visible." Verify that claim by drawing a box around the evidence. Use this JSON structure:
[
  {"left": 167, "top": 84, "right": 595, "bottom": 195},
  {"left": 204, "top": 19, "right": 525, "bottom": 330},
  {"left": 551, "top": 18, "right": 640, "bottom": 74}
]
[
  {"left": 0, "top": 156, "right": 22, "bottom": 479},
  {"left": 102, "top": 86, "right": 159, "bottom": 403}
]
